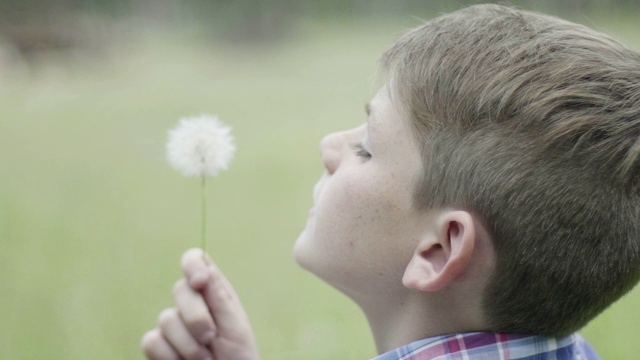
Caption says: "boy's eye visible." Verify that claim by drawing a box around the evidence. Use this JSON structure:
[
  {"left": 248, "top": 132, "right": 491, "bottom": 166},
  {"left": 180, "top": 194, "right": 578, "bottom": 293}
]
[{"left": 351, "top": 143, "right": 372, "bottom": 160}]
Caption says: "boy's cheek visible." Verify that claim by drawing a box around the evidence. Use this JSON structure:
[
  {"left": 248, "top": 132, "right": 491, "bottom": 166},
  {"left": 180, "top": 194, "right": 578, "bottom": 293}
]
[{"left": 294, "top": 168, "right": 409, "bottom": 271}]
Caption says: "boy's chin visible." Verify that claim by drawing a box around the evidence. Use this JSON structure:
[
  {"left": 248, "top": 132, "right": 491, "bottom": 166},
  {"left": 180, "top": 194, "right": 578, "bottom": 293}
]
[
  {"left": 293, "top": 229, "right": 330, "bottom": 279},
  {"left": 293, "top": 229, "right": 314, "bottom": 270}
]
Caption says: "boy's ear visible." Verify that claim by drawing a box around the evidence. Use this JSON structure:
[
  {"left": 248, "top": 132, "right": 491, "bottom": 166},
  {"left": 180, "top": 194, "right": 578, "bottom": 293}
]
[{"left": 402, "top": 211, "right": 476, "bottom": 292}]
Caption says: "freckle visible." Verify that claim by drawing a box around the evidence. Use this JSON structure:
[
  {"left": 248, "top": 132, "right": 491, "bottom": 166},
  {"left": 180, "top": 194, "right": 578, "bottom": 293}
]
[{"left": 349, "top": 241, "right": 354, "bottom": 248}]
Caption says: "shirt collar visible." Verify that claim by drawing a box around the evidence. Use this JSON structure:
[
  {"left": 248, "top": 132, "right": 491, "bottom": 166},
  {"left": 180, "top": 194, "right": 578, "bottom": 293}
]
[{"left": 371, "top": 332, "right": 600, "bottom": 360}]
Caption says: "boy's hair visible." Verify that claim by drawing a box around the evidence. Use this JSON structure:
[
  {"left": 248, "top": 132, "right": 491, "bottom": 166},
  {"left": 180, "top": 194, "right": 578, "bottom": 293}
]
[{"left": 381, "top": 4, "right": 640, "bottom": 337}]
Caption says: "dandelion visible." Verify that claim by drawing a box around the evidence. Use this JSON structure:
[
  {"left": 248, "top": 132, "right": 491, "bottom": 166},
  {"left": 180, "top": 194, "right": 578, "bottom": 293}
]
[{"left": 167, "top": 115, "right": 236, "bottom": 256}]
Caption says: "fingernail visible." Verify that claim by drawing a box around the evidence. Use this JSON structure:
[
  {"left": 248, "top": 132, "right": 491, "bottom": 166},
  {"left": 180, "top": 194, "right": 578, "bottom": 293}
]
[{"left": 200, "top": 330, "right": 216, "bottom": 345}]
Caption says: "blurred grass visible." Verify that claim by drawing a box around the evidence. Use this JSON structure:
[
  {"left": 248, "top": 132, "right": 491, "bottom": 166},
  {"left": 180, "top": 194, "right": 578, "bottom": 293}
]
[{"left": 1, "top": 13, "right": 640, "bottom": 360}]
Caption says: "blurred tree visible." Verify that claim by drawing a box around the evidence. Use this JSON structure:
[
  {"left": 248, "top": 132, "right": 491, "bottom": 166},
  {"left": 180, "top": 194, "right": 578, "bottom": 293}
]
[{"left": 1, "top": 0, "right": 639, "bottom": 59}]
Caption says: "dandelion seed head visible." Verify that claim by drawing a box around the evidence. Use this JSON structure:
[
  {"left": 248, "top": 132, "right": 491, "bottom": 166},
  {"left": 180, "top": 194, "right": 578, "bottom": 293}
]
[{"left": 167, "top": 115, "right": 236, "bottom": 176}]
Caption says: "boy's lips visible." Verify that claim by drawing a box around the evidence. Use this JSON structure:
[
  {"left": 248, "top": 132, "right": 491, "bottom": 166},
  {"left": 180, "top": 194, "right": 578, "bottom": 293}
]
[
  {"left": 312, "top": 173, "right": 329, "bottom": 204},
  {"left": 310, "top": 173, "right": 329, "bottom": 217},
  {"left": 312, "top": 180, "right": 323, "bottom": 204},
  {"left": 310, "top": 179, "right": 325, "bottom": 217}
]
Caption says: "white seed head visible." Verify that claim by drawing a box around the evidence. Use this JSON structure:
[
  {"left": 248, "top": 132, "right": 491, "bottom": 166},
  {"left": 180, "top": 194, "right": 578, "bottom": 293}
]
[{"left": 166, "top": 115, "right": 236, "bottom": 177}]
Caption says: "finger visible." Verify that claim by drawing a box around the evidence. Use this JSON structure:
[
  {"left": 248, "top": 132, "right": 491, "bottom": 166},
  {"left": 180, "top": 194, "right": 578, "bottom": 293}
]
[
  {"left": 181, "top": 249, "right": 253, "bottom": 340},
  {"left": 181, "top": 248, "right": 212, "bottom": 290},
  {"left": 158, "top": 308, "right": 213, "bottom": 360},
  {"left": 173, "top": 278, "right": 217, "bottom": 345},
  {"left": 141, "top": 329, "right": 180, "bottom": 360}
]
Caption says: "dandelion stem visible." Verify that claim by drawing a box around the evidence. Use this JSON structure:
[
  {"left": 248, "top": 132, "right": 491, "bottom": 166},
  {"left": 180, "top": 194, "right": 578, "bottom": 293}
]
[{"left": 201, "top": 174, "right": 207, "bottom": 259}]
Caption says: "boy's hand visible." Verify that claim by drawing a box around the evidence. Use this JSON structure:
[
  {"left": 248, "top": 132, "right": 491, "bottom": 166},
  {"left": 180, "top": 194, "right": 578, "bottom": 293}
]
[{"left": 141, "top": 248, "right": 260, "bottom": 360}]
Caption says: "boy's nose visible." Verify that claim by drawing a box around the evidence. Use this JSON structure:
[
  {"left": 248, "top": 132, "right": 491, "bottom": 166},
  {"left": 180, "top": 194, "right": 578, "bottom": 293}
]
[{"left": 320, "top": 132, "right": 342, "bottom": 175}]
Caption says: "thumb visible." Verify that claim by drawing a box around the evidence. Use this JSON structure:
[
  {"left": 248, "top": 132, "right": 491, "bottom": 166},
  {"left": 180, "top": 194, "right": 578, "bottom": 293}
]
[
  {"left": 181, "top": 248, "right": 215, "bottom": 290},
  {"left": 180, "top": 248, "right": 252, "bottom": 339}
]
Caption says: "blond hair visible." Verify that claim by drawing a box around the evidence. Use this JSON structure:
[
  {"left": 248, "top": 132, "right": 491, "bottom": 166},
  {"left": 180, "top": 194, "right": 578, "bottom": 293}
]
[{"left": 382, "top": 4, "right": 640, "bottom": 336}]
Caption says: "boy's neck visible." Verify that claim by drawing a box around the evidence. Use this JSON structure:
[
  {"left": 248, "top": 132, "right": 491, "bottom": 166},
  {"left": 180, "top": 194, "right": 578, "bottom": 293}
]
[{"left": 358, "top": 290, "right": 487, "bottom": 354}]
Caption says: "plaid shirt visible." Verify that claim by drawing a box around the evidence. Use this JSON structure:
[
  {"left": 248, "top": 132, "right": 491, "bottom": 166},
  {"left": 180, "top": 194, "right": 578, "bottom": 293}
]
[{"left": 372, "top": 332, "right": 600, "bottom": 360}]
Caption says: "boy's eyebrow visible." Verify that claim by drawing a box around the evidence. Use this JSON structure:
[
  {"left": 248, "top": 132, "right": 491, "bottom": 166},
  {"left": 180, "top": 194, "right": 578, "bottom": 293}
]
[{"left": 364, "top": 102, "right": 376, "bottom": 146}]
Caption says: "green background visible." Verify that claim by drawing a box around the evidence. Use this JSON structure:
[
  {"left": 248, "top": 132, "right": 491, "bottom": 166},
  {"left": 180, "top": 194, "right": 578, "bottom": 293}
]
[{"left": 1, "top": 6, "right": 639, "bottom": 360}]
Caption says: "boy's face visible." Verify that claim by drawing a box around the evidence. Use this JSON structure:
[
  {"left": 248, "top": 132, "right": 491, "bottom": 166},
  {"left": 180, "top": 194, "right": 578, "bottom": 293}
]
[{"left": 294, "top": 87, "right": 433, "bottom": 298}]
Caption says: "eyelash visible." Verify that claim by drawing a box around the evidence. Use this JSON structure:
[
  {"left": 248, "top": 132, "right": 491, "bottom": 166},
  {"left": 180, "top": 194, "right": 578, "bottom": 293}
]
[{"left": 351, "top": 143, "right": 372, "bottom": 160}]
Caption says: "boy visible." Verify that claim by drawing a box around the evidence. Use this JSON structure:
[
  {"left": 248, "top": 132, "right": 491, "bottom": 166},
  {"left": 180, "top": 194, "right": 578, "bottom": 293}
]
[{"left": 142, "top": 4, "right": 640, "bottom": 359}]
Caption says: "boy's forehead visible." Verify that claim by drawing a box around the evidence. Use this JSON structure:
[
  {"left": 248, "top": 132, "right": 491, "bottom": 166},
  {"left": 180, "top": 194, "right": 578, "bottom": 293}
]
[
  {"left": 367, "top": 87, "right": 388, "bottom": 118},
  {"left": 365, "top": 101, "right": 379, "bottom": 135},
  {"left": 365, "top": 102, "right": 379, "bottom": 132},
  {"left": 368, "top": 87, "right": 400, "bottom": 123},
  {"left": 366, "top": 89, "right": 407, "bottom": 139}
]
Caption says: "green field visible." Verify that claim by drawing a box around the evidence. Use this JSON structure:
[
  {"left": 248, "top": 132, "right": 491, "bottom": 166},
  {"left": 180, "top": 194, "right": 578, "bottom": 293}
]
[{"left": 1, "top": 14, "right": 640, "bottom": 359}]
